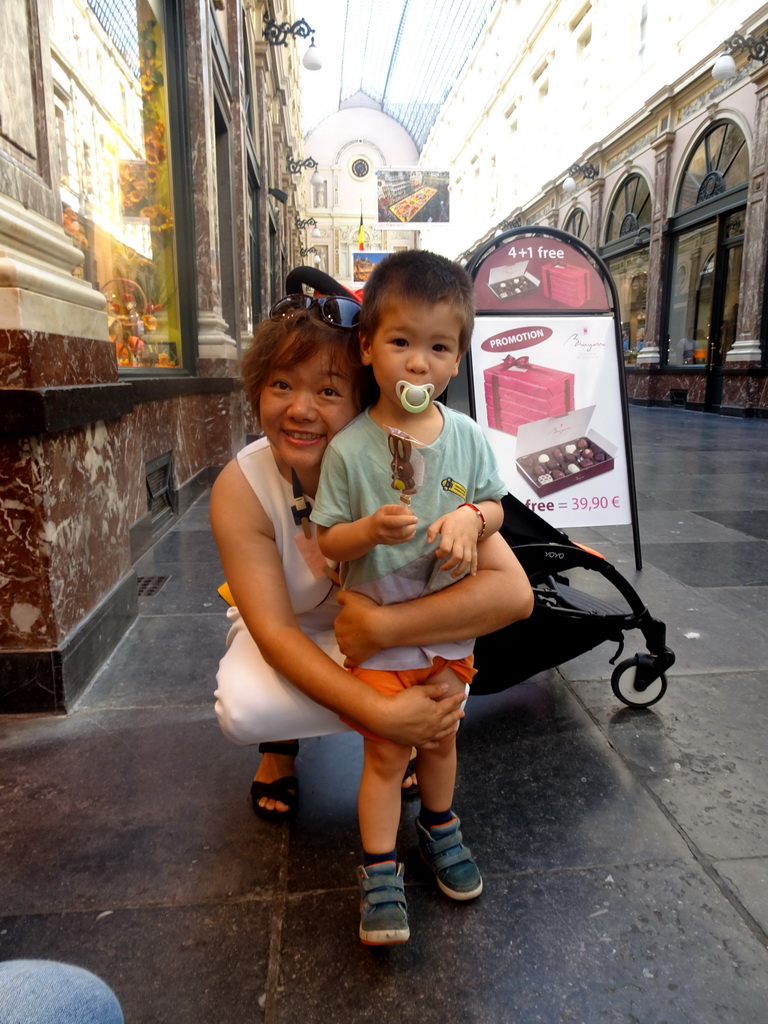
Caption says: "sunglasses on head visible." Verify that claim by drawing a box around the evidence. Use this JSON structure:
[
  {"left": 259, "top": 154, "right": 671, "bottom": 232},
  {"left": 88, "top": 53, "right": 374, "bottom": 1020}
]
[{"left": 270, "top": 294, "right": 361, "bottom": 330}]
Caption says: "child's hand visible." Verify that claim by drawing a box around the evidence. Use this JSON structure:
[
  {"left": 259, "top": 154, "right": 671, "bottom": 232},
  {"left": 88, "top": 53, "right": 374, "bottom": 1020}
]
[
  {"left": 368, "top": 504, "right": 418, "bottom": 546},
  {"left": 427, "top": 507, "right": 481, "bottom": 577}
]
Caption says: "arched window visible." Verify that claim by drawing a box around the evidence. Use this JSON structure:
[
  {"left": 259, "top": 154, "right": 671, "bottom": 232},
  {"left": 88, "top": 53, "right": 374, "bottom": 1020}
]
[
  {"left": 665, "top": 121, "right": 749, "bottom": 409},
  {"left": 564, "top": 207, "right": 589, "bottom": 241},
  {"left": 602, "top": 174, "right": 652, "bottom": 360},
  {"left": 605, "top": 174, "right": 651, "bottom": 243},
  {"left": 676, "top": 121, "right": 749, "bottom": 213}
]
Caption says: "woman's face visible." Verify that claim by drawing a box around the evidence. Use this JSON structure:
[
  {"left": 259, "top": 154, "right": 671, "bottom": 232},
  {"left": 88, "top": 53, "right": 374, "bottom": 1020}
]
[{"left": 258, "top": 341, "right": 359, "bottom": 491}]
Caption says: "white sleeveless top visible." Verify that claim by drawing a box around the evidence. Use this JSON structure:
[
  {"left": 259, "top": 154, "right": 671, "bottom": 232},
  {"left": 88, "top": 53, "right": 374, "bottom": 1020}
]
[{"left": 236, "top": 437, "right": 338, "bottom": 633}]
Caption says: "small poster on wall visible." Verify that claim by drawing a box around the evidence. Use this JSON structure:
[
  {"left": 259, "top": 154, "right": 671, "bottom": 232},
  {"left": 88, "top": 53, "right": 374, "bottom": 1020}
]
[
  {"left": 352, "top": 251, "right": 389, "bottom": 284},
  {"left": 376, "top": 169, "right": 450, "bottom": 226}
]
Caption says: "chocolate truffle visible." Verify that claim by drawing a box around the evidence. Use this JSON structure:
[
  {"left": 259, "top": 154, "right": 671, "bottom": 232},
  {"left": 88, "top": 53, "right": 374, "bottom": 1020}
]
[
  {"left": 594, "top": 452, "right": 606, "bottom": 463},
  {"left": 581, "top": 448, "right": 594, "bottom": 459},
  {"left": 567, "top": 463, "right": 580, "bottom": 474},
  {"left": 551, "top": 468, "right": 565, "bottom": 480},
  {"left": 565, "top": 444, "right": 577, "bottom": 455},
  {"left": 538, "top": 453, "right": 550, "bottom": 464},
  {"left": 579, "top": 457, "right": 594, "bottom": 468},
  {"left": 577, "top": 438, "right": 590, "bottom": 449},
  {"left": 537, "top": 473, "right": 553, "bottom": 484}
]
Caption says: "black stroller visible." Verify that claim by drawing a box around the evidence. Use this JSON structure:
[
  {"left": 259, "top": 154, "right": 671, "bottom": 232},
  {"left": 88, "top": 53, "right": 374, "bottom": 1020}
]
[{"left": 473, "top": 493, "right": 675, "bottom": 707}]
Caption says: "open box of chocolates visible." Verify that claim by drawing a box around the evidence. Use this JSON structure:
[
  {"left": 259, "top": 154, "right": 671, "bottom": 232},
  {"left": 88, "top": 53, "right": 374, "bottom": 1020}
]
[
  {"left": 515, "top": 407, "right": 616, "bottom": 496},
  {"left": 488, "top": 261, "right": 540, "bottom": 301}
]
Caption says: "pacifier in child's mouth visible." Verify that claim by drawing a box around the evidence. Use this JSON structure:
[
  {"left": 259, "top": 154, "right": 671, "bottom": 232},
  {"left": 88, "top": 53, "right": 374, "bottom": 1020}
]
[{"left": 396, "top": 380, "right": 434, "bottom": 414}]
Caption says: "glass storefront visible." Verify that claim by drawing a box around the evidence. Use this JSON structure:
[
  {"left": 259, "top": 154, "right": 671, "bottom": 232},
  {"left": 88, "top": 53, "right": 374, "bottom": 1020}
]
[
  {"left": 664, "top": 122, "right": 748, "bottom": 386},
  {"left": 606, "top": 250, "right": 649, "bottom": 363},
  {"left": 666, "top": 223, "right": 717, "bottom": 365},
  {"left": 52, "top": 0, "right": 181, "bottom": 370},
  {"left": 602, "top": 173, "right": 652, "bottom": 362}
]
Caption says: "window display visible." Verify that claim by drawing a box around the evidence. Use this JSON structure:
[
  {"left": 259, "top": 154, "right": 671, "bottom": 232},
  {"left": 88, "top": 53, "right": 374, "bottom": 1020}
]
[
  {"left": 53, "top": 0, "right": 180, "bottom": 370},
  {"left": 606, "top": 250, "right": 648, "bottom": 364},
  {"left": 664, "top": 121, "right": 748, "bottom": 372}
]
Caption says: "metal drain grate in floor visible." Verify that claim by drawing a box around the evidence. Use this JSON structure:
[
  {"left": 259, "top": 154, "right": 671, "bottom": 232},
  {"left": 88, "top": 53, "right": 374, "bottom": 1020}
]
[{"left": 137, "top": 575, "right": 169, "bottom": 597}]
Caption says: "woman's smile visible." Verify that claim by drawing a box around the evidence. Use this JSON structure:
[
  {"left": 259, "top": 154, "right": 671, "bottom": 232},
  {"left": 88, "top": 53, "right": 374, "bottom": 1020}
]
[{"left": 258, "top": 346, "right": 360, "bottom": 492}]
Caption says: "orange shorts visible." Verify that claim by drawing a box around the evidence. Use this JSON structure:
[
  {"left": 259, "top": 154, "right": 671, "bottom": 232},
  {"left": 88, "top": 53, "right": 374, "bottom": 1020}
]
[{"left": 342, "top": 654, "right": 475, "bottom": 741}]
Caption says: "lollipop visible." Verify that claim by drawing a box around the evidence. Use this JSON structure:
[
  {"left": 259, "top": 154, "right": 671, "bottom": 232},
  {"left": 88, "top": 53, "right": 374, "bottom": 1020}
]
[{"left": 388, "top": 429, "right": 417, "bottom": 504}]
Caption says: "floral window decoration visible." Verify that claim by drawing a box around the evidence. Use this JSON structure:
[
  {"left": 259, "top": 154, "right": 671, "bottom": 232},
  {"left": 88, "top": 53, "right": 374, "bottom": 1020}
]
[{"left": 53, "top": 1, "right": 181, "bottom": 370}]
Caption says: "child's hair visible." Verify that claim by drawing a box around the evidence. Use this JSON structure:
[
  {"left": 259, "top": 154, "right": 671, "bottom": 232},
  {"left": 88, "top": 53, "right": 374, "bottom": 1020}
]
[
  {"left": 359, "top": 249, "right": 475, "bottom": 354},
  {"left": 241, "top": 307, "right": 374, "bottom": 421}
]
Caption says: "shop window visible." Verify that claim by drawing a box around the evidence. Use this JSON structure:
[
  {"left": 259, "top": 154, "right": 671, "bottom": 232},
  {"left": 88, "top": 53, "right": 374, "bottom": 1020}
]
[
  {"left": 247, "top": 165, "right": 262, "bottom": 327},
  {"left": 602, "top": 174, "right": 651, "bottom": 358},
  {"left": 664, "top": 121, "right": 749, "bottom": 384},
  {"left": 52, "top": 0, "right": 182, "bottom": 371},
  {"left": 665, "top": 219, "right": 743, "bottom": 369},
  {"left": 607, "top": 250, "right": 649, "bottom": 362},
  {"left": 215, "top": 101, "right": 237, "bottom": 347},
  {"left": 604, "top": 174, "right": 651, "bottom": 244}
]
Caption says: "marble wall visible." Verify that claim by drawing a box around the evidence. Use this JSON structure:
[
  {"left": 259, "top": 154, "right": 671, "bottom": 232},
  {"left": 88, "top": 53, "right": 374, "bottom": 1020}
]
[
  {"left": 1, "top": 418, "right": 131, "bottom": 650},
  {"left": 0, "top": 330, "right": 118, "bottom": 388},
  {"left": 625, "top": 366, "right": 768, "bottom": 414}
]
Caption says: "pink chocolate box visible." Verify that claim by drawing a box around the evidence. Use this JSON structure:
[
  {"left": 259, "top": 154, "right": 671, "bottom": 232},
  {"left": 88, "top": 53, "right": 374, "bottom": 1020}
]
[{"left": 484, "top": 356, "right": 575, "bottom": 436}]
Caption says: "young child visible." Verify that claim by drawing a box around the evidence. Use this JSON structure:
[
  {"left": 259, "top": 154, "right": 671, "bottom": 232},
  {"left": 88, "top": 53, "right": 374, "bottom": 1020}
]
[{"left": 311, "top": 250, "right": 507, "bottom": 945}]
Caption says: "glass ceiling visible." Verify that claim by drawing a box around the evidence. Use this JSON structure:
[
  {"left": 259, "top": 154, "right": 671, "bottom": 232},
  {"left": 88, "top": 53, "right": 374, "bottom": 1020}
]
[{"left": 296, "top": 0, "right": 498, "bottom": 150}]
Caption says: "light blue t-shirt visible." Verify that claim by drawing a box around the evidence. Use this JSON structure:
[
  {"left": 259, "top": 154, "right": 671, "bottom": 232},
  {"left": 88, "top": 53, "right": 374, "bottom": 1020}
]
[{"left": 311, "top": 404, "right": 506, "bottom": 670}]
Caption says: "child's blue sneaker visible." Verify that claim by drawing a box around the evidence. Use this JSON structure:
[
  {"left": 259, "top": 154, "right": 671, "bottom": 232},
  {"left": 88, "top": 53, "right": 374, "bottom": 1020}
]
[
  {"left": 357, "top": 861, "right": 410, "bottom": 945},
  {"left": 416, "top": 815, "right": 483, "bottom": 900}
]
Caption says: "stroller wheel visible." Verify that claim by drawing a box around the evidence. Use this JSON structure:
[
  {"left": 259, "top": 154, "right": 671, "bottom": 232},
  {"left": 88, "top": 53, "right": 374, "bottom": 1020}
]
[{"left": 611, "top": 656, "right": 667, "bottom": 708}]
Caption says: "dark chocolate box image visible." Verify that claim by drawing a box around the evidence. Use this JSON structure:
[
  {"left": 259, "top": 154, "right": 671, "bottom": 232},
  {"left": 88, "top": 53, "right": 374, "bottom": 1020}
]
[
  {"left": 487, "top": 261, "right": 540, "bottom": 301},
  {"left": 484, "top": 355, "right": 575, "bottom": 436},
  {"left": 515, "top": 407, "right": 616, "bottom": 497}
]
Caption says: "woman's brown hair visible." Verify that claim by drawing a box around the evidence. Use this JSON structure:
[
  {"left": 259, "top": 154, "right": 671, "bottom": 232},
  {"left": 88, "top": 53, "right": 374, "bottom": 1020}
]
[{"left": 241, "top": 310, "right": 374, "bottom": 423}]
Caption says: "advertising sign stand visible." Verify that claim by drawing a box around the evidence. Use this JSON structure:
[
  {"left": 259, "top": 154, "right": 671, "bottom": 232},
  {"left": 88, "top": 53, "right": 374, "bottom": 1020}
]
[{"left": 463, "top": 226, "right": 642, "bottom": 569}]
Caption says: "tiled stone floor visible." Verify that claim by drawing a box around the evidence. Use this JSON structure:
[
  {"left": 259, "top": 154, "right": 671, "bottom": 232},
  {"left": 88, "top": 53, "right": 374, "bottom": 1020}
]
[{"left": 2, "top": 406, "right": 767, "bottom": 1023}]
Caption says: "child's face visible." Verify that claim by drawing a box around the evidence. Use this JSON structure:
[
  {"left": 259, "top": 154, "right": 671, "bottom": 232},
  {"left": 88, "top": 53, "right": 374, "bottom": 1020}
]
[{"left": 360, "top": 298, "right": 462, "bottom": 413}]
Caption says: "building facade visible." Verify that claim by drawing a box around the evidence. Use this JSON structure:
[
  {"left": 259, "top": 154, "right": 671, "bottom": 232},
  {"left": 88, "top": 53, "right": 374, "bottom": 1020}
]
[
  {"left": 420, "top": 0, "right": 768, "bottom": 416},
  {"left": 0, "top": 0, "right": 311, "bottom": 713},
  {"left": 301, "top": 101, "right": 422, "bottom": 290}
]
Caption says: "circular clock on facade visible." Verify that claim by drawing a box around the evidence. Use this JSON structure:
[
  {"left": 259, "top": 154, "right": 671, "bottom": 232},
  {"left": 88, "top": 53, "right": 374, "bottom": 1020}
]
[{"left": 350, "top": 157, "right": 370, "bottom": 179}]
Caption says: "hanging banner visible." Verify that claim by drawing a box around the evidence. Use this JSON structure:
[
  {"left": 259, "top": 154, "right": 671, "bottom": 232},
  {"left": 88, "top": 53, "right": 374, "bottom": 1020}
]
[{"left": 465, "top": 227, "right": 641, "bottom": 564}]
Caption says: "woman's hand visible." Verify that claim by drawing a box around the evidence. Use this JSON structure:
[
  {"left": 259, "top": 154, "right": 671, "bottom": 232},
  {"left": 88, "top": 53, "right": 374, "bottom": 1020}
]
[
  {"left": 369, "top": 682, "right": 465, "bottom": 748},
  {"left": 334, "top": 590, "right": 384, "bottom": 666}
]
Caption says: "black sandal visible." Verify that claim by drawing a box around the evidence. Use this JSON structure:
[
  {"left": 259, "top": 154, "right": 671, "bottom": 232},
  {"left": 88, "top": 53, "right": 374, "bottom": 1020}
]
[
  {"left": 250, "top": 741, "right": 299, "bottom": 822},
  {"left": 401, "top": 757, "right": 419, "bottom": 800}
]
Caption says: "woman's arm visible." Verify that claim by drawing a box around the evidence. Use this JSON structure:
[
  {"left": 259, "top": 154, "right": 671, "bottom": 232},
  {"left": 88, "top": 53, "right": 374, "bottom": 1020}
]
[
  {"left": 210, "top": 460, "right": 463, "bottom": 745},
  {"left": 334, "top": 530, "right": 534, "bottom": 666}
]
